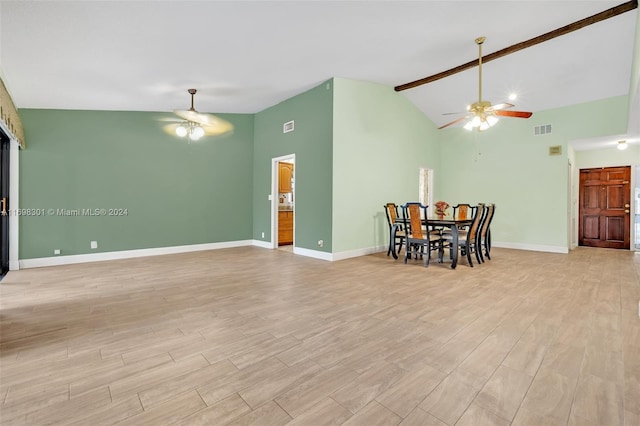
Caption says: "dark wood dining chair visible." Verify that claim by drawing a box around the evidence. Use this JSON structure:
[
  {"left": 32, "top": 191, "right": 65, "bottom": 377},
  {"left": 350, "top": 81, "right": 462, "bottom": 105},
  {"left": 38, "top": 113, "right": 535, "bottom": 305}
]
[
  {"left": 452, "top": 203, "right": 473, "bottom": 220},
  {"left": 402, "top": 202, "right": 442, "bottom": 267},
  {"left": 444, "top": 203, "right": 477, "bottom": 235},
  {"left": 441, "top": 203, "right": 485, "bottom": 267},
  {"left": 478, "top": 203, "right": 495, "bottom": 262},
  {"left": 384, "top": 203, "right": 405, "bottom": 257}
]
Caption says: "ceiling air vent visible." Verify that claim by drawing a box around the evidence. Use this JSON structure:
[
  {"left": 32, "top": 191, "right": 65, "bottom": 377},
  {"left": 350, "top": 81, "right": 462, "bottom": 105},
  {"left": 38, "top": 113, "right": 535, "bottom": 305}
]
[
  {"left": 283, "top": 120, "right": 294, "bottom": 133},
  {"left": 534, "top": 124, "right": 552, "bottom": 136}
]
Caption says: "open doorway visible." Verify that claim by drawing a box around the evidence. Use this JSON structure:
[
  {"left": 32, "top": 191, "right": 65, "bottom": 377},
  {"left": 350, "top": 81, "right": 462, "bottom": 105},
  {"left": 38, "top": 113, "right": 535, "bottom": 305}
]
[
  {"left": 271, "top": 154, "right": 295, "bottom": 250},
  {"left": 419, "top": 167, "right": 434, "bottom": 207}
]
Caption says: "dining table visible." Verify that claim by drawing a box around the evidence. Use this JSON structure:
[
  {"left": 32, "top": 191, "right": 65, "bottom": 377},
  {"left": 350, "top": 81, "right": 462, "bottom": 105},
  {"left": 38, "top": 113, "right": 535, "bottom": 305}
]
[{"left": 390, "top": 216, "right": 473, "bottom": 269}]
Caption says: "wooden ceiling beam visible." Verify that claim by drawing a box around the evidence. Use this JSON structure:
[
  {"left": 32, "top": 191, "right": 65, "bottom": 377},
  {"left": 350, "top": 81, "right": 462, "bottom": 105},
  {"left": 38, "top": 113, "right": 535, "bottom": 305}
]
[{"left": 394, "top": 0, "right": 638, "bottom": 92}]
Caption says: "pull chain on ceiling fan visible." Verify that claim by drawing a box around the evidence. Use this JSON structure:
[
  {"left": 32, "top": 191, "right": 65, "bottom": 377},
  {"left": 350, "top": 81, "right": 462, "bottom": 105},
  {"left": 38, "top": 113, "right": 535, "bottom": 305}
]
[{"left": 438, "top": 37, "right": 533, "bottom": 131}]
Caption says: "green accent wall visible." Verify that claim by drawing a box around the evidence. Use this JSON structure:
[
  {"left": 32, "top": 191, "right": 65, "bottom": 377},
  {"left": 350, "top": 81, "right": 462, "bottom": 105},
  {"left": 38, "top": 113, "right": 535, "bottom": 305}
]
[
  {"left": 438, "top": 96, "right": 629, "bottom": 249},
  {"left": 252, "top": 80, "right": 333, "bottom": 252},
  {"left": 332, "top": 78, "right": 440, "bottom": 253},
  {"left": 19, "top": 109, "right": 254, "bottom": 259}
]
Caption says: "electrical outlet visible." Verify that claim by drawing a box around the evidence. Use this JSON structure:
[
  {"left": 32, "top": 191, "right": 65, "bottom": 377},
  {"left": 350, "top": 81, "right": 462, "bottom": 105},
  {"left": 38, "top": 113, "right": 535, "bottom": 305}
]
[
  {"left": 54, "top": 249, "right": 60, "bottom": 255},
  {"left": 261, "top": 232, "right": 265, "bottom": 238},
  {"left": 318, "top": 240, "right": 324, "bottom": 247},
  {"left": 90, "top": 241, "right": 98, "bottom": 249}
]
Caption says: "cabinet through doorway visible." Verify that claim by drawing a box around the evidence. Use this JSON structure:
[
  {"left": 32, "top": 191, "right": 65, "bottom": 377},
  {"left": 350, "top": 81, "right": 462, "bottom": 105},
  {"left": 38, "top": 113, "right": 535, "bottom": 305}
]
[{"left": 277, "top": 160, "right": 294, "bottom": 246}]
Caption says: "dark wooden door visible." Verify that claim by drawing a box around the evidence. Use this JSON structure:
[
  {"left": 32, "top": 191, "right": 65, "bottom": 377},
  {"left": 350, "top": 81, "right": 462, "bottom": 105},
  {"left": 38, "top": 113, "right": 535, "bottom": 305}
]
[
  {"left": 0, "top": 130, "right": 9, "bottom": 276},
  {"left": 579, "top": 166, "right": 631, "bottom": 249}
]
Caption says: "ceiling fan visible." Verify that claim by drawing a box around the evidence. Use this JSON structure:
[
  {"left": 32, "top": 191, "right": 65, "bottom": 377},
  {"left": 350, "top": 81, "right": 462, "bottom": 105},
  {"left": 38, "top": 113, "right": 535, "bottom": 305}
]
[
  {"left": 438, "top": 37, "right": 533, "bottom": 131},
  {"left": 162, "top": 89, "right": 233, "bottom": 141}
]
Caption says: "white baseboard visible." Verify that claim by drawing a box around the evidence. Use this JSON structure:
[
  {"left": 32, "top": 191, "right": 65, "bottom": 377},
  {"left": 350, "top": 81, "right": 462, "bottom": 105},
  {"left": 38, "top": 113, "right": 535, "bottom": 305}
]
[
  {"left": 252, "top": 239, "right": 273, "bottom": 249},
  {"left": 292, "top": 245, "right": 386, "bottom": 261},
  {"left": 492, "top": 241, "right": 568, "bottom": 254},
  {"left": 332, "top": 245, "right": 387, "bottom": 261},
  {"left": 19, "top": 239, "right": 568, "bottom": 270},
  {"left": 19, "top": 240, "right": 255, "bottom": 269},
  {"left": 293, "top": 247, "right": 333, "bottom": 261}
]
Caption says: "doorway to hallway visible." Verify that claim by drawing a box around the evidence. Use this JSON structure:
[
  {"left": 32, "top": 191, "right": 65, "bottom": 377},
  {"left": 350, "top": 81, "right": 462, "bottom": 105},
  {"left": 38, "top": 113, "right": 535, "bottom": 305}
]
[{"left": 271, "top": 154, "right": 296, "bottom": 250}]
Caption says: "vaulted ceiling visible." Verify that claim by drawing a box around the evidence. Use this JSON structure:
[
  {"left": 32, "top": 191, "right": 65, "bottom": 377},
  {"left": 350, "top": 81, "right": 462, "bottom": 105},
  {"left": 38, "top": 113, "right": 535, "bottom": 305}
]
[{"left": 1, "top": 1, "right": 638, "bottom": 149}]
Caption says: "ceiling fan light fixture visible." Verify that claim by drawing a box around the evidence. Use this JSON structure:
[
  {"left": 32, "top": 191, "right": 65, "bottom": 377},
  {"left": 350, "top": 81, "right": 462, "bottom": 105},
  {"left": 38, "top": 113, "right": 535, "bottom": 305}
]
[
  {"left": 175, "top": 120, "right": 207, "bottom": 141},
  {"left": 175, "top": 125, "right": 188, "bottom": 137},
  {"left": 617, "top": 140, "right": 628, "bottom": 150},
  {"left": 486, "top": 115, "right": 499, "bottom": 127},
  {"left": 167, "top": 88, "right": 234, "bottom": 141},
  {"left": 189, "top": 125, "right": 205, "bottom": 141}
]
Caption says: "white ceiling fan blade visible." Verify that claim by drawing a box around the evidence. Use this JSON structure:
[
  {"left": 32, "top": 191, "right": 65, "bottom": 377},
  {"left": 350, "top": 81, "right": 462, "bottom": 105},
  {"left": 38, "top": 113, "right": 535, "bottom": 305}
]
[
  {"left": 202, "top": 121, "right": 234, "bottom": 136},
  {"left": 174, "top": 109, "right": 211, "bottom": 125},
  {"left": 162, "top": 120, "right": 234, "bottom": 138},
  {"left": 157, "top": 116, "right": 183, "bottom": 123},
  {"left": 174, "top": 109, "right": 233, "bottom": 128}
]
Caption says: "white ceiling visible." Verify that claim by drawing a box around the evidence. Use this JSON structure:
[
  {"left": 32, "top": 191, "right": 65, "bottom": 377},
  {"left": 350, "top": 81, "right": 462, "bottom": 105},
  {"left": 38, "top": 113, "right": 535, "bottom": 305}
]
[{"left": 1, "top": 1, "right": 638, "bottom": 150}]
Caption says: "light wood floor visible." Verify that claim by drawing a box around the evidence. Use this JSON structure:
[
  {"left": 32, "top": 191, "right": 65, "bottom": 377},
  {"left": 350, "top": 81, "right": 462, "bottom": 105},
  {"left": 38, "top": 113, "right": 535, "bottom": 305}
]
[{"left": 0, "top": 246, "right": 639, "bottom": 426}]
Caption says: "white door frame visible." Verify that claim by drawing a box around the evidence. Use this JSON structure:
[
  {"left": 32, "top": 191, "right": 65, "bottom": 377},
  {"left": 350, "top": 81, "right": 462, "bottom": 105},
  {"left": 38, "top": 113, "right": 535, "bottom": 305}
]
[
  {"left": 9, "top": 138, "right": 19, "bottom": 270},
  {"left": 568, "top": 159, "right": 575, "bottom": 250},
  {"left": 270, "top": 154, "right": 295, "bottom": 249}
]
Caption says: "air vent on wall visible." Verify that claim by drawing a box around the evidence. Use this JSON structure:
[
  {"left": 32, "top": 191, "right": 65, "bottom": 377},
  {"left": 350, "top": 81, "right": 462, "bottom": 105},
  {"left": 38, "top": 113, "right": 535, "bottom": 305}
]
[
  {"left": 534, "top": 124, "right": 552, "bottom": 135},
  {"left": 283, "top": 120, "right": 294, "bottom": 133}
]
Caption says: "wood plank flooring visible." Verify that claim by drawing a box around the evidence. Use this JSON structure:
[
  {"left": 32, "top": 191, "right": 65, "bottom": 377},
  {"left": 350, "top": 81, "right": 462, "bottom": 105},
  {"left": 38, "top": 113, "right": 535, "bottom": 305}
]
[{"left": 0, "top": 246, "right": 639, "bottom": 425}]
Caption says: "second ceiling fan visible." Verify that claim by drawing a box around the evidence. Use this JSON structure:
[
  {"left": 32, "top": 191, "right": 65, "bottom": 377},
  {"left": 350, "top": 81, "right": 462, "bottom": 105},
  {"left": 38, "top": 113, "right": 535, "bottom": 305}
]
[{"left": 439, "top": 37, "right": 533, "bottom": 130}]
